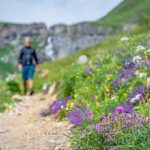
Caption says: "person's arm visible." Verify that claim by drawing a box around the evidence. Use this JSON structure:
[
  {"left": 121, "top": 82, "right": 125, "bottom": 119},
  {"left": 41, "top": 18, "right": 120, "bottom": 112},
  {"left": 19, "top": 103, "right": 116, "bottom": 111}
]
[
  {"left": 18, "top": 49, "right": 23, "bottom": 70},
  {"left": 33, "top": 49, "right": 39, "bottom": 65},
  {"left": 33, "top": 50, "right": 40, "bottom": 70}
]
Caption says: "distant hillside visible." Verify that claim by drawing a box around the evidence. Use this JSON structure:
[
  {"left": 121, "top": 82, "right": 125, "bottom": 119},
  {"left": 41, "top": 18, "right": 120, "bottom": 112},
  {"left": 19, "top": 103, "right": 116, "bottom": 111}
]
[{"left": 94, "top": 0, "right": 150, "bottom": 29}]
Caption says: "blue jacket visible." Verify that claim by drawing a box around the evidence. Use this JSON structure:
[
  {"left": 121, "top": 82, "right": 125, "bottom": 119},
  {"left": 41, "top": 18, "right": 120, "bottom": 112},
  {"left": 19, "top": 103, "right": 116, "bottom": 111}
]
[{"left": 18, "top": 46, "right": 39, "bottom": 65}]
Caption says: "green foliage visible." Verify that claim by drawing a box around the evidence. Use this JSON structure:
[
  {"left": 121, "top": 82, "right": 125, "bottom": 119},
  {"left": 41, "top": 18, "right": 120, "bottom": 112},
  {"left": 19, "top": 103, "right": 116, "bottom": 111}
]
[
  {"left": 0, "top": 44, "right": 15, "bottom": 79},
  {"left": 92, "top": 0, "right": 150, "bottom": 29},
  {"left": 112, "top": 126, "right": 150, "bottom": 150},
  {"left": 6, "top": 80, "right": 21, "bottom": 94}
]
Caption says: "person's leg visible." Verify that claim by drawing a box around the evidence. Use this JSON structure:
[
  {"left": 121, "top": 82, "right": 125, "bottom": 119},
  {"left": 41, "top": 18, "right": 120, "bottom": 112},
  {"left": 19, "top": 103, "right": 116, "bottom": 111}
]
[
  {"left": 28, "top": 65, "right": 35, "bottom": 96},
  {"left": 22, "top": 65, "right": 28, "bottom": 95},
  {"left": 23, "top": 81, "right": 27, "bottom": 95}
]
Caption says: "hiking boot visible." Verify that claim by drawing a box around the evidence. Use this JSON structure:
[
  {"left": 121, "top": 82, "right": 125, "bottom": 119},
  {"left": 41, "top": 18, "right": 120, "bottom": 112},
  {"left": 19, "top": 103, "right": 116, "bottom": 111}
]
[{"left": 29, "top": 89, "right": 34, "bottom": 96}]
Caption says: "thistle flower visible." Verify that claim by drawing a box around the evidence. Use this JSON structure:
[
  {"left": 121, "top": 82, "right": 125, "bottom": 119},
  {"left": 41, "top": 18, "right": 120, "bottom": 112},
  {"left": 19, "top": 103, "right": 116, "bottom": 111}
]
[{"left": 115, "top": 105, "right": 125, "bottom": 113}]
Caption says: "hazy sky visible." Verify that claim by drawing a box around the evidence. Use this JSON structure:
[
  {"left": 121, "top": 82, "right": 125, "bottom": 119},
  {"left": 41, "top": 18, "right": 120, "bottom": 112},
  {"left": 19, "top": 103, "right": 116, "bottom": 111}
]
[{"left": 0, "top": 0, "right": 123, "bottom": 26}]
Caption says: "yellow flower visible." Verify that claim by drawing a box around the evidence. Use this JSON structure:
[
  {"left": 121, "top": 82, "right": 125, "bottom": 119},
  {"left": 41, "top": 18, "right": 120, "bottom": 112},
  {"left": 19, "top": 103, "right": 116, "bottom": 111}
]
[
  {"left": 96, "top": 95, "right": 99, "bottom": 100},
  {"left": 105, "top": 86, "right": 110, "bottom": 92},
  {"left": 96, "top": 102, "right": 100, "bottom": 107},
  {"left": 66, "top": 101, "right": 71, "bottom": 107},
  {"left": 96, "top": 68, "right": 100, "bottom": 72},
  {"left": 123, "top": 93, "right": 127, "bottom": 97},
  {"left": 129, "top": 87, "right": 132, "bottom": 91},
  {"left": 106, "top": 74, "right": 112, "bottom": 81},
  {"left": 104, "top": 99, "right": 108, "bottom": 104}
]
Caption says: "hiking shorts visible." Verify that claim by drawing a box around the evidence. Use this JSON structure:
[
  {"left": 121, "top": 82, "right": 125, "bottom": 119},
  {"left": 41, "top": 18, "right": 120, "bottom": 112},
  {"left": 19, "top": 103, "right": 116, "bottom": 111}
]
[{"left": 22, "top": 65, "right": 35, "bottom": 81}]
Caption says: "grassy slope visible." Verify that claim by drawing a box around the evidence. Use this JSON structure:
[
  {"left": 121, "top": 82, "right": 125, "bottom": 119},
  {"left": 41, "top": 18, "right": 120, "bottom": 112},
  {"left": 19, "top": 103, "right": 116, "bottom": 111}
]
[{"left": 93, "top": 0, "right": 150, "bottom": 28}]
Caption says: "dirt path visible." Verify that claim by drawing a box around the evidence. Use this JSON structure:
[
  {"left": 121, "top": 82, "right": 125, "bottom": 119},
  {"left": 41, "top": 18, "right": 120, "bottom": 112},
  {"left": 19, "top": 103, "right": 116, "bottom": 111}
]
[{"left": 0, "top": 93, "right": 72, "bottom": 150}]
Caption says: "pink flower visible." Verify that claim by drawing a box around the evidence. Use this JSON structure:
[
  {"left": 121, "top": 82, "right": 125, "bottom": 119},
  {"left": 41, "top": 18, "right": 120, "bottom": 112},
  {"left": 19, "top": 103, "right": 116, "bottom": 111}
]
[
  {"left": 100, "top": 114, "right": 106, "bottom": 121},
  {"left": 116, "top": 105, "right": 125, "bottom": 112}
]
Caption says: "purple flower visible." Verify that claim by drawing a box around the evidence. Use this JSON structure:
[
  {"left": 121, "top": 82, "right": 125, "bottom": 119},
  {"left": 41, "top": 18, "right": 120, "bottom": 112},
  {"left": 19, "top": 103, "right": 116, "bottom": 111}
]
[
  {"left": 100, "top": 114, "right": 106, "bottom": 121},
  {"left": 124, "top": 101, "right": 134, "bottom": 113},
  {"left": 96, "top": 63, "right": 102, "bottom": 67},
  {"left": 49, "top": 96, "right": 72, "bottom": 114},
  {"left": 68, "top": 107, "right": 93, "bottom": 126},
  {"left": 40, "top": 109, "right": 50, "bottom": 117},
  {"left": 116, "top": 105, "right": 125, "bottom": 113},
  {"left": 144, "top": 61, "right": 150, "bottom": 67},
  {"left": 86, "top": 67, "right": 93, "bottom": 73},
  {"left": 111, "top": 80, "right": 120, "bottom": 88},
  {"left": 114, "top": 51, "right": 121, "bottom": 56}
]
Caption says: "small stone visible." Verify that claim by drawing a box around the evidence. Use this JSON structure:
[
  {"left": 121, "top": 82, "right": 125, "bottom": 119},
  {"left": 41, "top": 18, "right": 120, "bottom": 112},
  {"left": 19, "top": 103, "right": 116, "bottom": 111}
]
[
  {"left": 48, "top": 82, "right": 56, "bottom": 95},
  {"left": 12, "top": 95, "right": 24, "bottom": 101},
  {"left": 77, "top": 55, "right": 88, "bottom": 64}
]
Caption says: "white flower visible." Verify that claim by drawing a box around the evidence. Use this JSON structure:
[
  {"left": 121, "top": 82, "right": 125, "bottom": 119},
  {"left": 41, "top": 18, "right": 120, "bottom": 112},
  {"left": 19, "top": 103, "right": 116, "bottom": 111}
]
[
  {"left": 70, "top": 103, "right": 74, "bottom": 108},
  {"left": 60, "top": 105, "right": 64, "bottom": 109},
  {"left": 131, "top": 98, "right": 136, "bottom": 103},
  {"left": 136, "top": 45, "right": 145, "bottom": 52},
  {"left": 135, "top": 94, "right": 142, "bottom": 99},
  {"left": 139, "top": 73, "right": 147, "bottom": 78},
  {"left": 120, "top": 37, "right": 129, "bottom": 42},
  {"left": 147, "top": 77, "right": 150, "bottom": 85},
  {"left": 144, "top": 49, "right": 150, "bottom": 54},
  {"left": 147, "top": 49, "right": 150, "bottom": 53},
  {"left": 131, "top": 94, "right": 142, "bottom": 103},
  {"left": 132, "top": 55, "right": 142, "bottom": 63},
  {"left": 66, "top": 107, "right": 69, "bottom": 111},
  {"left": 134, "top": 70, "right": 141, "bottom": 75},
  {"left": 111, "top": 96, "right": 117, "bottom": 101}
]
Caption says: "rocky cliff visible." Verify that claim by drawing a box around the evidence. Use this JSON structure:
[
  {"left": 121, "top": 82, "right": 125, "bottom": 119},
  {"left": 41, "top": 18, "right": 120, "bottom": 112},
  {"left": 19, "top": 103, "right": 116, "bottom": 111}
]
[
  {"left": 48, "top": 23, "right": 113, "bottom": 59},
  {"left": 0, "top": 22, "right": 114, "bottom": 64}
]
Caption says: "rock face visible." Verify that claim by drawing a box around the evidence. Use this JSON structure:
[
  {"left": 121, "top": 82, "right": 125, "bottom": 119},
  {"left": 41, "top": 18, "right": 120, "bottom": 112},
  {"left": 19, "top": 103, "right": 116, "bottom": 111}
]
[
  {"left": 0, "top": 23, "right": 48, "bottom": 65},
  {"left": 0, "top": 23, "right": 48, "bottom": 48},
  {"left": 0, "top": 22, "right": 114, "bottom": 64},
  {"left": 48, "top": 23, "right": 113, "bottom": 59}
]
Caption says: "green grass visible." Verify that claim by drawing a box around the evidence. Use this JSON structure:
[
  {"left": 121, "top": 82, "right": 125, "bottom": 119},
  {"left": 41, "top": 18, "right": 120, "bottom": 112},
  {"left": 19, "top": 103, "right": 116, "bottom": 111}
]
[
  {"left": 0, "top": 44, "right": 15, "bottom": 79},
  {"left": 92, "top": 0, "right": 150, "bottom": 29}
]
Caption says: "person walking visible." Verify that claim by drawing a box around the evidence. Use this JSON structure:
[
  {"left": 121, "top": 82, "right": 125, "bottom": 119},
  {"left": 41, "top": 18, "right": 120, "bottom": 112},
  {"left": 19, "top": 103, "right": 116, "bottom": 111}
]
[{"left": 18, "top": 37, "right": 39, "bottom": 95}]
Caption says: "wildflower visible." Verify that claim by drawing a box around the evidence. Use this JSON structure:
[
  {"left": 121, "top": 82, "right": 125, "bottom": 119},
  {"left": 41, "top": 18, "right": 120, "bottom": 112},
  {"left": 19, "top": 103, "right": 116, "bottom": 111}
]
[
  {"left": 70, "top": 103, "right": 74, "bottom": 108},
  {"left": 105, "top": 86, "right": 111, "bottom": 92},
  {"left": 86, "top": 67, "right": 93, "bottom": 74},
  {"left": 104, "top": 99, "right": 108, "bottom": 104},
  {"left": 132, "top": 55, "right": 142, "bottom": 63},
  {"left": 116, "top": 105, "right": 125, "bottom": 113},
  {"left": 138, "top": 73, "right": 147, "bottom": 78},
  {"left": 147, "top": 77, "right": 150, "bottom": 85},
  {"left": 131, "top": 94, "right": 143, "bottom": 104},
  {"left": 61, "top": 105, "right": 64, "bottom": 109},
  {"left": 114, "top": 51, "right": 121, "bottom": 56},
  {"left": 123, "top": 93, "right": 127, "bottom": 97},
  {"left": 111, "top": 96, "right": 117, "bottom": 101},
  {"left": 120, "top": 37, "right": 129, "bottom": 42},
  {"left": 96, "top": 102, "right": 100, "bottom": 107},
  {"left": 106, "top": 74, "right": 112, "bottom": 81},
  {"left": 68, "top": 107, "right": 92, "bottom": 126},
  {"left": 111, "top": 80, "right": 120, "bottom": 88},
  {"left": 136, "top": 45, "right": 145, "bottom": 52},
  {"left": 134, "top": 70, "right": 140, "bottom": 75},
  {"left": 96, "top": 95, "right": 99, "bottom": 100},
  {"left": 100, "top": 114, "right": 106, "bottom": 121}
]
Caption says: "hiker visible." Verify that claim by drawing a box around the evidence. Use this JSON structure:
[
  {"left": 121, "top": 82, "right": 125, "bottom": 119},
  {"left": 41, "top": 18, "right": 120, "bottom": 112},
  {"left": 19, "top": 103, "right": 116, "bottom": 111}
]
[{"left": 18, "top": 37, "right": 39, "bottom": 95}]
